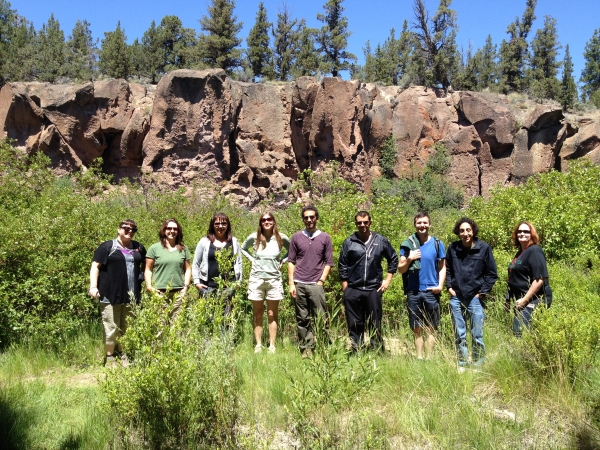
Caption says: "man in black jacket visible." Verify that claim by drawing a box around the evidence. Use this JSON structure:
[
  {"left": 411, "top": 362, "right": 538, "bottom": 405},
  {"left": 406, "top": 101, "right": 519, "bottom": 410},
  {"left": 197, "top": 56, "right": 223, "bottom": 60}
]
[
  {"left": 338, "top": 211, "right": 398, "bottom": 350},
  {"left": 446, "top": 217, "right": 498, "bottom": 368}
]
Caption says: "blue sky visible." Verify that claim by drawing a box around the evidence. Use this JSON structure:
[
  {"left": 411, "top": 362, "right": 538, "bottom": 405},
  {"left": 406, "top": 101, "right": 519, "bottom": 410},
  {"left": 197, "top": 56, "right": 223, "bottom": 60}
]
[{"left": 10, "top": 0, "right": 600, "bottom": 86}]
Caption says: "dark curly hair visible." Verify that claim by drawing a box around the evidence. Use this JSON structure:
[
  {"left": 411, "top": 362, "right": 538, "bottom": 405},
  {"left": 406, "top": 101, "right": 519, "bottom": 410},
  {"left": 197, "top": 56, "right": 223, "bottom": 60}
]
[{"left": 452, "top": 217, "right": 479, "bottom": 237}]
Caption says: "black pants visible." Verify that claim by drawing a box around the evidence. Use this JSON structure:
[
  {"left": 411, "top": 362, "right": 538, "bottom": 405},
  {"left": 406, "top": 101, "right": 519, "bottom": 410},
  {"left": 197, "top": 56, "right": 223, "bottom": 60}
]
[{"left": 343, "top": 287, "right": 383, "bottom": 350}]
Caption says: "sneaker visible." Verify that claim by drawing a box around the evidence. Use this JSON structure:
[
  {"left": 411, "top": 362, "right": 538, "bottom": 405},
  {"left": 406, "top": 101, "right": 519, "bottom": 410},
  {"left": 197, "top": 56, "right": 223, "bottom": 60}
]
[
  {"left": 457, "top": 366, "right": 467, "bottom": 374},
  {"left": 268, "top": 345, "right": 276, "bottom": 354},
  {"left": 120, "top": 353, "right": 130, "bottom": 367},
  {"left": 254, "top": 344, "right": 263, "bottom": 354}
]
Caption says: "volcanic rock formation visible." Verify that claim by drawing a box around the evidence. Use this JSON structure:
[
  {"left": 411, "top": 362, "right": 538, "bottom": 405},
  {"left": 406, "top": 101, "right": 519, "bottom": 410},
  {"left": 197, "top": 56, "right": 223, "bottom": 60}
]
[{"left": 1, "top": 69, "right": 598, "bottom": 207}]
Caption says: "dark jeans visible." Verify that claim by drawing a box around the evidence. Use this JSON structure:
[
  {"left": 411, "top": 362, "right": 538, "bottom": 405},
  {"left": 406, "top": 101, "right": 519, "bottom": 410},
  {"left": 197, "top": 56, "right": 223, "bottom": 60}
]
[
  {"left": 513, "top": 305, "right": 535, "bottom": 337},
  {"left": 343, "top": 287, "right": 383, "bottom": 350},
  {"left": 406, "top": 290, "right": 440, "bottom": 329},
  {"left": 294, "top": 283, "right": 328, "bottom": 351}
]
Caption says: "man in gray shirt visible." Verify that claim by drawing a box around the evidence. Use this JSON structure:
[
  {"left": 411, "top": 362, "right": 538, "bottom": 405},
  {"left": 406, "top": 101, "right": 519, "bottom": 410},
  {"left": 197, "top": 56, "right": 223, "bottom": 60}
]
[{"left": 288, "top": 205, "right": 334, "bottom": 357}]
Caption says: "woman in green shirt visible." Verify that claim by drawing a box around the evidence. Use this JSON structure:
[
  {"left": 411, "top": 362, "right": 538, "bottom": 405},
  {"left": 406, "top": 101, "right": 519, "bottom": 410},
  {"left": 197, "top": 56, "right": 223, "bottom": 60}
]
[
  {"left": 145, "top": 218, "right": 192, "bottom": 320},
  {"left": 242, "top": 212, "right": 289, "bottom": 354}
]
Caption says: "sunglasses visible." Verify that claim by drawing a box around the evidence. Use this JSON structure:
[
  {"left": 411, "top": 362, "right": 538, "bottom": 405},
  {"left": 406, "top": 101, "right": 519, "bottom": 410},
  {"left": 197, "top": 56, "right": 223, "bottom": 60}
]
[
  {"left": 303, "top": 215, "right": 316, "bottom": 221},
  {"left": 261, "top": 217, "right": 274, "bottom": 223},
  {"left": 214, "top": 222, "right": 228, "bottom": 226},
  {"left": 355, "top": 221, "right": 370, "bottom": 226},
  {"left": 121, "top": 226, "right": 137, "bottom": 233},
  {"left": 166, "top": 226, "right": 178, "bottom": 231},
  {"left": 517, "top": 230, "right": 531, "bottom": 234}
]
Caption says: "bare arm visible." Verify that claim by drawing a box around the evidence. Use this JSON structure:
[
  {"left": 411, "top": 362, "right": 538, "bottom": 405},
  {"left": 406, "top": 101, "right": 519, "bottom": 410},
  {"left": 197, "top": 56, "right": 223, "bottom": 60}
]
[
  {"left": 516, "top": 278, "right": 545, "bottom": 309},
  {"left": 398, "top": 250, "right": 421, "bottom": 274},
  {"left": 319, "top": 265, "right": 331, "bottom": 284},
  {"left": 183, "top": 259, "right": 192, "bottom": 292},
  {"left": 89, "top": 261, "right": 101, "bottom": 298},
  {"left": 288, "top": 262, "right": 297, "bottom": 298},
  {"left": 144, "top": 258, "right": 155, "bottom": 293}
]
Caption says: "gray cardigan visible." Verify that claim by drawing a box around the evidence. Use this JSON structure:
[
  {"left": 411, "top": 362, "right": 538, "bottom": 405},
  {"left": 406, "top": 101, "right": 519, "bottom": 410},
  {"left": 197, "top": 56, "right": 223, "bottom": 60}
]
[{"left": 192, "top": 236, "right": 243, "bottom": 285}]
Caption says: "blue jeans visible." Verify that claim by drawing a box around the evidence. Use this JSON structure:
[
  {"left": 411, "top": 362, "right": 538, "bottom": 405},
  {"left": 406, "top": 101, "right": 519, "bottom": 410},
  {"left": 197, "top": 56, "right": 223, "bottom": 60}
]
[
  {"left": 513, "top": 305, "right": 535, "bottom": 337},
  {"left": 449, "top": 296, "right": 485, "bottom": 365}
]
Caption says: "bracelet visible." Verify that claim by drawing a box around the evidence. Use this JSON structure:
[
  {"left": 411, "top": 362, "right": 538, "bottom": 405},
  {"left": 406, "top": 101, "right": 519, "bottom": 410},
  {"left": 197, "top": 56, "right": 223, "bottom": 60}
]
[{"left": 318, "top": 279, "right": 325, "bottom": 283}]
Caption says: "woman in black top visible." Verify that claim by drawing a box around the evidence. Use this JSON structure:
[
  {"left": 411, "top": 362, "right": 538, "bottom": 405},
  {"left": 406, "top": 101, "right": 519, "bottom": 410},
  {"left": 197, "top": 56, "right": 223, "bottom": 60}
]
[
  {"left": 507, "top": 221, "right": 552, "bottom": 336},
  {"left": 89, "top": 219, "right": 146, "bottom": 366}
]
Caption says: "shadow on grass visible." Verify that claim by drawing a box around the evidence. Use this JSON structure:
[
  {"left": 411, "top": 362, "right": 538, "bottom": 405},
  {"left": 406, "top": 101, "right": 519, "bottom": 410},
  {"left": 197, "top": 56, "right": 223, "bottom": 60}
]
[{"left": 0, "top": 396, "right": 32, "bottom": 450}]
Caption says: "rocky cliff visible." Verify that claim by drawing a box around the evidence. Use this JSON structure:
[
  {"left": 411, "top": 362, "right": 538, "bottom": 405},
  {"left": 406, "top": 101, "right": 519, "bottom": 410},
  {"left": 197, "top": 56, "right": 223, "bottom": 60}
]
[{"left": 2, "top": 69, "right": 599, "bottom": 206}]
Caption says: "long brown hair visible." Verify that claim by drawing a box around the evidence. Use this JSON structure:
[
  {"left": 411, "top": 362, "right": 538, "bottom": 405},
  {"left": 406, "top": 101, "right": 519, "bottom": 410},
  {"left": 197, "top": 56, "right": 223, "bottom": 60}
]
[
  {"left": 511, "top": 221, "right": 540, "bottom": 249},
  {"left": 159, "top": 218, "right": 186, "bottom": 251},
  {"left": 255, "top": 212, "right": 283, "bottom": 251},
  {"left": 207, "top": 212, "right": 232, "bottom": 243}
]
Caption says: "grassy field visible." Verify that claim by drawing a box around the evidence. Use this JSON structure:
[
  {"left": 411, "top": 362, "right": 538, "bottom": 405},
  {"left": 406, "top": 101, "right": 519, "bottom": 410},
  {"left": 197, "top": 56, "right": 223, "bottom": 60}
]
[{"left": 1, "top": 310, "right": 599, "bottom": 450}]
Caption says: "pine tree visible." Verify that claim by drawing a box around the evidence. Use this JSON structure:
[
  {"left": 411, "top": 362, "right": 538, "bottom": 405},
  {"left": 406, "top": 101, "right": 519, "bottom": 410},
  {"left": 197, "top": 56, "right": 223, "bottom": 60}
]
[
  {"left": 197, "top": 0, "right": 243, "bottom": 73},
  {"left": 580, "top": 28, "right": 600, "bottom": 104},
  {"left": 159, "top": 15, "right": 196, "bottom": 72},
  {"left": 559, "top": 44, "right": 577, "bottom": 110},
  {"left": 272, "top": 5, "right": 302, "bottom": 81},
  {"left": 3, "top": 17, "right": 36, "bottom": 81},
  {"left": 477, "top": 35, "right": 497, "bottom": 89},
  {"left": 246, "top": 2, "right": 272, "bottom": 80},
  {"left": 35, "top": 14, "right": 66, "bottom": 82},
  {"left": 65, "top": 19, "right": 97, "bottom": 81},
  {"left": 316, "top": 0, "right": 356, "bottom": 77},
  {"left": 99, "top": 21, "right": 130, "bottom": 79},
  {"left": 137, "top": 20, "right": 163, "bottom": 82},
  {"left": 0, "top": 0, "right": 15, "bottom": 81},
  {"left": 498, "top": 0, "right": 536, "bottom": 93},
  {"left": 453, "top": 43, "right": 478, "bottom": 91},
  {"left": 528, "top": 15, "right": 561, "bottom": 101},
  {"left": 292, "top": 24, "right": 320, "bottom": 78},
  {"left": 412, "top": 0, "right": 459, "bottom": 89}
]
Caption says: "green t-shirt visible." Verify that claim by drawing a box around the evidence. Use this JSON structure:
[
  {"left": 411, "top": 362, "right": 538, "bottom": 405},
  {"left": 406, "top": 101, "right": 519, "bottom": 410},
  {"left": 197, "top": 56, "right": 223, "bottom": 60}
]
[{"left": 146, "top": 242, "right": 191, "bottom": 289}]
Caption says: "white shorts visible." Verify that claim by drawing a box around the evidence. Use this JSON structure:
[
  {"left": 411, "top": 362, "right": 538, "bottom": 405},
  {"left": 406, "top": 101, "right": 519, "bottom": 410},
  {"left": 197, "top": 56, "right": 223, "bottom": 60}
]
[{"left": 248, "top": 277, "right": 284, "bottom": 301}]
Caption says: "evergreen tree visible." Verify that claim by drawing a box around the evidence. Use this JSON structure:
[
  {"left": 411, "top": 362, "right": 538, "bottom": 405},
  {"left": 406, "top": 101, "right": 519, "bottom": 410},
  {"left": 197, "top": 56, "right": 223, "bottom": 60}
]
[
  {"left": 357, "top": 40, "right": 376, "bottom": 82},
  {"left": 35, "top": 14, "right": 66, "bottom": 82},
  {"left": 129, "top": 38, "right": 145, "bottom": 78},
  {"left": 559, "top": 44, "right": 577, "bottom": 110},
  {"left": 528, "top": 15, "right": 561, "bottom": 101},
  {"left": 498, "top": 0, "right": 536, "bottom": 93},
  {"left": 292, "top": 24, "right": 320, "bottom": 77},
  {"left": 197, "top": 0, "right": 243, "bottom": 72},
  {"left": 412, "top": 0, "right": 459, "bottom": 89},
  {"left": 453, "top": 43, "right": 478, "bottom": 91},
  {"left": 272, "top": 5, "right": 302, "bottom": 81},
  {"left": 316, "top": 0, "right": 356, "bottom": 77},
  {"left": 99, "top": 21, "right": 130, "bottom": 79},
  {"left": 395, "top": 20, "right": 414, "bottom": 86},
  {"left": 3, "top": 17, "right": 35, "bottom": 81},
  {"left": 137, "top": 20, "right": 163, "bottom": 82},
  {"left": 580, "top": 28, "right": 600, "bottom": 104},
  {"left": 0, "top": 0, "right": 15, "bottom": 81},
  {"left": 477, "top": 35, "right": 497, "bottom": 89},
  {"left": 246, "top": 2, "right": 272, "bottom": 80},
  {"left": 159, "top": 15, "right": 196, "bottom": 72},
  {"left": 66, "top": 19, "right": 97, "bottom": 81}
]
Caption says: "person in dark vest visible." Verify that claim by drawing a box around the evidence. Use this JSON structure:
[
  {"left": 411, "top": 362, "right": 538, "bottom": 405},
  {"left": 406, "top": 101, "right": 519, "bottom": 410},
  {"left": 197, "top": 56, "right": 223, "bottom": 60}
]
[{"left": 89, "top": 219, "right": 146, "bottom": 366}]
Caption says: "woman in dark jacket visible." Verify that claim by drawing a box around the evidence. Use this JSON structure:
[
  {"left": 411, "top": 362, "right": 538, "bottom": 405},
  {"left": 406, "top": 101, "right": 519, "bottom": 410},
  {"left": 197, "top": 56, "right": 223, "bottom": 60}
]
[
  {"left": 446, "top": 217, "right": 497, "bottom": 367},
  {"left": 89, "top": 219, "right": 146, "bottom": 366},
  {"left": 507, "top": 221, "right": 552, "bottom": 337}
]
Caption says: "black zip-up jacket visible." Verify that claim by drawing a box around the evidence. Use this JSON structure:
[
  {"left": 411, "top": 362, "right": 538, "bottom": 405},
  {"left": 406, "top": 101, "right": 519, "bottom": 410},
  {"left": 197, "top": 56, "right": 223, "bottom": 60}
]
[
  {"left": 445, "top": 239, "right": 498, "bottom": 301},
  {"left": 338, "top": 232, "right": 398, "bottom": 291}
]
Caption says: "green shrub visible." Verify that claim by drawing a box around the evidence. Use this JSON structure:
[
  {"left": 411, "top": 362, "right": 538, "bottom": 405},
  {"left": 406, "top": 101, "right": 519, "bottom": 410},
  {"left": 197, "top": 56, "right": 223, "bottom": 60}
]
[{"left": 102, "top": 291, "right": 240, "bottom": 448}]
